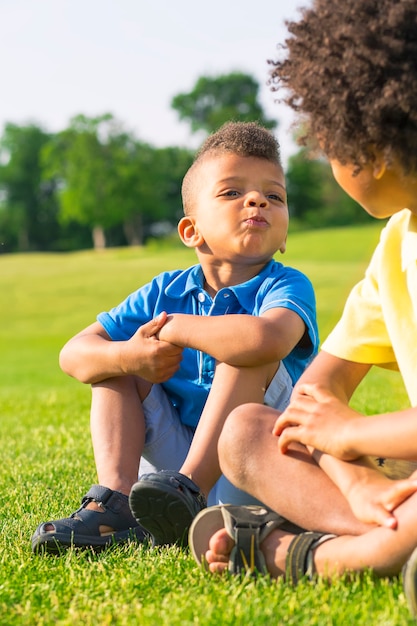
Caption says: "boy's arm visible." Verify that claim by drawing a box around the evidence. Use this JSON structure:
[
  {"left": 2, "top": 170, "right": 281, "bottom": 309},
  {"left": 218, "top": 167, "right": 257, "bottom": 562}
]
[
  {"left": 157, "top": 308, "right": 307, "bottom": 366},
  {"left": 59, "top": 314, "right": 183, "bottom": 384}
]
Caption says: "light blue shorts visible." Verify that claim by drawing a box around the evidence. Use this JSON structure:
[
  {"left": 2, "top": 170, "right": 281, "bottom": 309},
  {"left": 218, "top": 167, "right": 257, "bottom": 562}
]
[{"left": 139, "top": 362, "right": 293, "bottom": 506}]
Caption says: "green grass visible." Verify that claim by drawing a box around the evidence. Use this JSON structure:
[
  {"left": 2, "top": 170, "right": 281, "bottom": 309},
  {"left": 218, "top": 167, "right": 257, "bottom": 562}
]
[{"left": 0, "top": 224, "right": 413, "bottom": 625}]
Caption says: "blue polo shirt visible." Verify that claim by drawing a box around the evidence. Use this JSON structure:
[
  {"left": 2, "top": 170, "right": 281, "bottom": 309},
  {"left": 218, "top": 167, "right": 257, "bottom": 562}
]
[{"left": 98, "top": 260, "right": 318, "bottom": 428}]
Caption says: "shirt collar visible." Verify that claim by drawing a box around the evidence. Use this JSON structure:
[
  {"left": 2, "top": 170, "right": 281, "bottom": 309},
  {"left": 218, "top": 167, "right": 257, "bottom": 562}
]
[
  {"left": 165, "top": 264, "right": 205, "bottom": 298},
  {"left": 164, "top": 260, "right": 276, "bottom": 303}
]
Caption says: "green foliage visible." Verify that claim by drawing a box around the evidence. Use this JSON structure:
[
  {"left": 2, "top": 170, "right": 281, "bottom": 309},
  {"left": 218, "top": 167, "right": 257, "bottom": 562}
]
[
  {"left": 0, "top": 226, "right": 413, "bottom": 625},
  {"left": 286, "top": 149, "right": 374, "bottom": 228},
  {"left": 40, "top": 114, "right": 194, "bottom": 249},
  {"left": 0, "top": 73, "right": 383, "bottom": 254},
  {"left": 171, "top": 72, "right": 277, "bottom": 134},
  {"left": 0, "top": 122, "right": 61, "bottom": 252}
]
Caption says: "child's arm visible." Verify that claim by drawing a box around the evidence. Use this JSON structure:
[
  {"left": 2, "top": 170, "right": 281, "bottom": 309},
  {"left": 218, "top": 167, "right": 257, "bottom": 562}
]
[
  {"left": 157, "top": 308, "right": 306, "bottom": 366},
  {"left": 314, "top": 451, "right": 417, "bottom": 528},
  {"left": 274, "top": 351, "right": 417, "bottom": 460},
  {"left": 59, "top": 313, "right": 183, "bottom": 385},
  {"left": 274, "top": 351, "right": 417, "bottom": 527}
]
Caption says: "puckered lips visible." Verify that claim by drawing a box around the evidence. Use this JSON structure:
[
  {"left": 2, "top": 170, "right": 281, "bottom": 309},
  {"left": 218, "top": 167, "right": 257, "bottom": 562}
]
[{"left": 244, "top": 214, "right": 269, "bottom": 228}]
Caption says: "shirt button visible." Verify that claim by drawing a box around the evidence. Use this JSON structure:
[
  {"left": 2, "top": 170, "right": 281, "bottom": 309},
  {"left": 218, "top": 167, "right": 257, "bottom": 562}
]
[{"left": 198, "top": 293, "right": 205, "bottom": 302}]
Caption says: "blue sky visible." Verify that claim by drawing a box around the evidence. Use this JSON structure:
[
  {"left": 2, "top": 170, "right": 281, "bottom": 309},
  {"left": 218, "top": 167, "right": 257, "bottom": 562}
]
[{"left": 0, "top": 0, "right": 308, "bottom": 164}]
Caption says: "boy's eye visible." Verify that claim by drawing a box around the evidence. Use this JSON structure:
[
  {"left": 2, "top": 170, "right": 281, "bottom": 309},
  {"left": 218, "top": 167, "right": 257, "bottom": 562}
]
[
  {"left": 267, "top": 194, "right": 283, "bottom": 201},
  {"left": 222, "top": 190, "right": 239, "bottom": 197}
]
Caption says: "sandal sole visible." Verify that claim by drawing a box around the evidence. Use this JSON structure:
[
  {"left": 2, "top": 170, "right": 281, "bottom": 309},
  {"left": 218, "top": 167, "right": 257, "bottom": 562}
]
[
  {"left": 31, "top": 526, "right": 146, "bottom": 554},
  {"left": 189, "top": 506, "right": 225, "bottom": 569},
  {"left": 129, "top": 480, "right": 197, "bottom": 546}
]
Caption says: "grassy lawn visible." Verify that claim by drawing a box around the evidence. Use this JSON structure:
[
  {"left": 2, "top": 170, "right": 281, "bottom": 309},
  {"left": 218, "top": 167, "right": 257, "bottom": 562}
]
[{"left": 0, "top": 224, "right": 413, "bottom": 625}]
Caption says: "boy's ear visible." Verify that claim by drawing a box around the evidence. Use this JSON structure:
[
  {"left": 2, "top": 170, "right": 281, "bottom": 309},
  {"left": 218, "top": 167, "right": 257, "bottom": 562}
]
[
  {"left": 177, "top": 216, "right": 205, "bottom": 248},
  {"left": 279, "top": 235, "right": 287, "bottom": 254}
]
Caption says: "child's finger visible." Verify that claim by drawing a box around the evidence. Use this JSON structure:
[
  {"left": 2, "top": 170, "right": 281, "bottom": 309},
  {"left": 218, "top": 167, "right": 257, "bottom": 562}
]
[{"left": 381, "top": 480, "right": 417, "bottom": 512}]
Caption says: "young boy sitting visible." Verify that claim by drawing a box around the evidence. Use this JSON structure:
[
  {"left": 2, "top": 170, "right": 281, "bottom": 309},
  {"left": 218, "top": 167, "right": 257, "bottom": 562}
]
[
  {"left": 32, "top": 121, "right": 319, "bottom": 553},
  {"left": 189, "top": 0, "right": 417, "bottom": 616}
]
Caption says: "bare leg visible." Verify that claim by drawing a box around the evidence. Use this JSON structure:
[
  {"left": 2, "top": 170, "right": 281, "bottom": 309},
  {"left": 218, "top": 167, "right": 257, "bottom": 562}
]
[
  {"left": 205, "top": 403, "right": 417, "bottom": 578},
  {"left": 91, "top": 375, "right": 151, "bottom": 495},
  {"left": 207, "top": 489, "right": 417, "bottom": 578},
  {"left": 85, "top": 375, "right": 151, "bottom": 533},
  {"left": 41, "top": 374, "right": 151, "bottom": 537},
  {"left": 179, "top": 361, "right": 277, "bottom": 497},
  {"left": 218, "top": 403, "right": 369, "bottom": 535}
]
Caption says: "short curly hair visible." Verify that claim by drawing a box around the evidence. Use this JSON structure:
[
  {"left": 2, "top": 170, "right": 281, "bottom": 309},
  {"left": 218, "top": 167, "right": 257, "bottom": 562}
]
[
  {"left": 182, "top": 121, "right": 282, "bottom": 214},
  {"left": 269, "top": 0, "right": 417, "bottom": 173}
]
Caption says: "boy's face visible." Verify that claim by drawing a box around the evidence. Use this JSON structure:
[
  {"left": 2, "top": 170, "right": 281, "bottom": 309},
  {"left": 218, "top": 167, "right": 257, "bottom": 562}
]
[{"left": 182, "top": 153, "right": 288, "bottom": 266}]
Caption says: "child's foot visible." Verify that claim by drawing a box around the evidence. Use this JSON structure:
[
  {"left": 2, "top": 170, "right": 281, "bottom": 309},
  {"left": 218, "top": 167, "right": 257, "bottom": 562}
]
[
  {"left": 207, "top": 525, "right": 292, "bottom": 577},
  {"left": 189, "top": 504, "right": 336, "bottom": 582}
]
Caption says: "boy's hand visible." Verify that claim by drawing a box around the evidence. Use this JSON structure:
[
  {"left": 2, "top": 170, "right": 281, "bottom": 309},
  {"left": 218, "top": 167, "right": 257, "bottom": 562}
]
[
  {"left": 119, "top": 312, "right": 183, "bottom": 382},
  {"left": 273, "top": 384, "right": 359, "bottom": 460}
]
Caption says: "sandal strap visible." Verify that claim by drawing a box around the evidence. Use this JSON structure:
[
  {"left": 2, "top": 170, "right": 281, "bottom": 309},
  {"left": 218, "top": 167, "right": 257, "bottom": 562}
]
[
  {"left": 81, "top": 485, "right": 122, "bottom": 509},
  {"left": 31, "top": 484, "right": 149, "bottom": 553},
  {"left": 286, "top": 531, "right": 336, "bottom": 585},
  {"left": 156, "top": 471, "right": 207, "bottom": 508},
  {"left": 221, "top": 505, "right": 288, "bottom": 575},
  {"left": 73, "top": 484, "right": 139, "bottom": 529}
]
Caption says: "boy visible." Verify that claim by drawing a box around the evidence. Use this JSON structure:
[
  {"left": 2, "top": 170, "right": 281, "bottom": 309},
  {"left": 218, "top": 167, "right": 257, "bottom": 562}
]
[
  {"left": 190, "top": 0, "right": 417, "bottom": 615},
  {"left": 32, "top": 121, "right": 318, "bottom": 553}
]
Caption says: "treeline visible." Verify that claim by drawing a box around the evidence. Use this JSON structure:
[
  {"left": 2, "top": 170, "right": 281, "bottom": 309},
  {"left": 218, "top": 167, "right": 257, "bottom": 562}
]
[{"left": 0, "top": 72, "right": 371, "bottom": 254}]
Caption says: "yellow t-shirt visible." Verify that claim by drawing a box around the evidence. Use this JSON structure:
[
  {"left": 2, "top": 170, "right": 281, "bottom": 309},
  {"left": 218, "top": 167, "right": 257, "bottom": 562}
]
[
  {"left": 322, "top": 208, "right": 417, "bottom": 407},
  {"left": 322, "top": 209, "right": 417, "bottom": 478}
]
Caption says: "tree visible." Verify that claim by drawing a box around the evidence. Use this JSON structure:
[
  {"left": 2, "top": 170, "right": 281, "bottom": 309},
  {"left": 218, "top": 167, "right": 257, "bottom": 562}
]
[
  {"left": 0, "top": 123, "right": 61, "bottom": 252},
  {"left": 109, "top": 143, "right": 193, "bottom": 246},
  {"left": 285, "top": 149, "right": 372, "bottom": 228},
  {"left": 171, "top": 72, "right": 277, "bottom": 135},
  {"left": 42, "top": 114, "right": 125, "bottom": 248},
  {"left": 41, "top": 114, "right": 195, "bottom": 248}
]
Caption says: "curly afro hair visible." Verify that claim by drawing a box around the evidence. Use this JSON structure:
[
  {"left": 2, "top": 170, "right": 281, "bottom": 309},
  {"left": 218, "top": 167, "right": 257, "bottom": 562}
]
[
  {"left": 182, "top": 121, "right": 282, "bottom": 214},
  {"left": 269, "top": 0, "right": 417, "bottom": 173}
]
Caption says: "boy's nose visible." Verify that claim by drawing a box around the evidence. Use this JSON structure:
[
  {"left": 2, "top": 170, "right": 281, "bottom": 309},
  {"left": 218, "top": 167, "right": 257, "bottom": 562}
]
[{"left": 245, "top": 191, "right": 268, "bottom": 207}]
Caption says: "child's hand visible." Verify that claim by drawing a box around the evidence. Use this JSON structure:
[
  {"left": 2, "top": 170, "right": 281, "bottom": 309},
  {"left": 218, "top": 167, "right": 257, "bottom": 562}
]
[
  {"left": 273, "top": 383, "right": 360, "bottom": 460},
  {"left": 344, "top": 471, "right": 417, "bottom": 529},
  {"left": 119, "top": 312, "right": 183, "bottom": 382}
]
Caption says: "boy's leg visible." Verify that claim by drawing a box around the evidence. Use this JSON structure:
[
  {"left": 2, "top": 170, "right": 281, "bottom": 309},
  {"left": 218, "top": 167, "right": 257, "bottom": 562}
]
[
  {"left": 180, "top": 360, "right": 280, "bottom": 496},
  {"left": 90, "top": 375, "right": 150, "bottom": 496},
  {"left": 129, "top": 361, "right": 290, "bottom": 545},
  {"left": 32, "top": 375, "right": 152, "bottom": 553}
]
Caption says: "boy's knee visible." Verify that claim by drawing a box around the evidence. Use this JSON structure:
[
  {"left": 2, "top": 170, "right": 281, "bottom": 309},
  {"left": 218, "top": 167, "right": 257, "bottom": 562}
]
[{"left": 91, "top": 375, "right": 149, "bottom": 396}]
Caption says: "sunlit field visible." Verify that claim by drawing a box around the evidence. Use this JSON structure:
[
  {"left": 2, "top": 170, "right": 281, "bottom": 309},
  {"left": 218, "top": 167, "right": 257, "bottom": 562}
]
[{"left": 0, "top": 224, "right": 412, "bottom": 625}]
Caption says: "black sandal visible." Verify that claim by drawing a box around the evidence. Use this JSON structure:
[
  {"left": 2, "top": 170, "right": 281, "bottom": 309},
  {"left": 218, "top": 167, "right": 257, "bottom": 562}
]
[
  {"left": 129, "top": 470, "right": 207, "bottom": 547},
  {"left": 32, "top": 484, "right": 149, "bottom": 554},
  {"left": 189, "top": 504, "right": 335, "bottom": 578}
]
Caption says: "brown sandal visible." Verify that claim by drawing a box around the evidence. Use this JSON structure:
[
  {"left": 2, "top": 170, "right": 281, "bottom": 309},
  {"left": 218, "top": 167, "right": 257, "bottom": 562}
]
[{"left": 189, "top": 504, "right": 335, "bottom": 579}]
